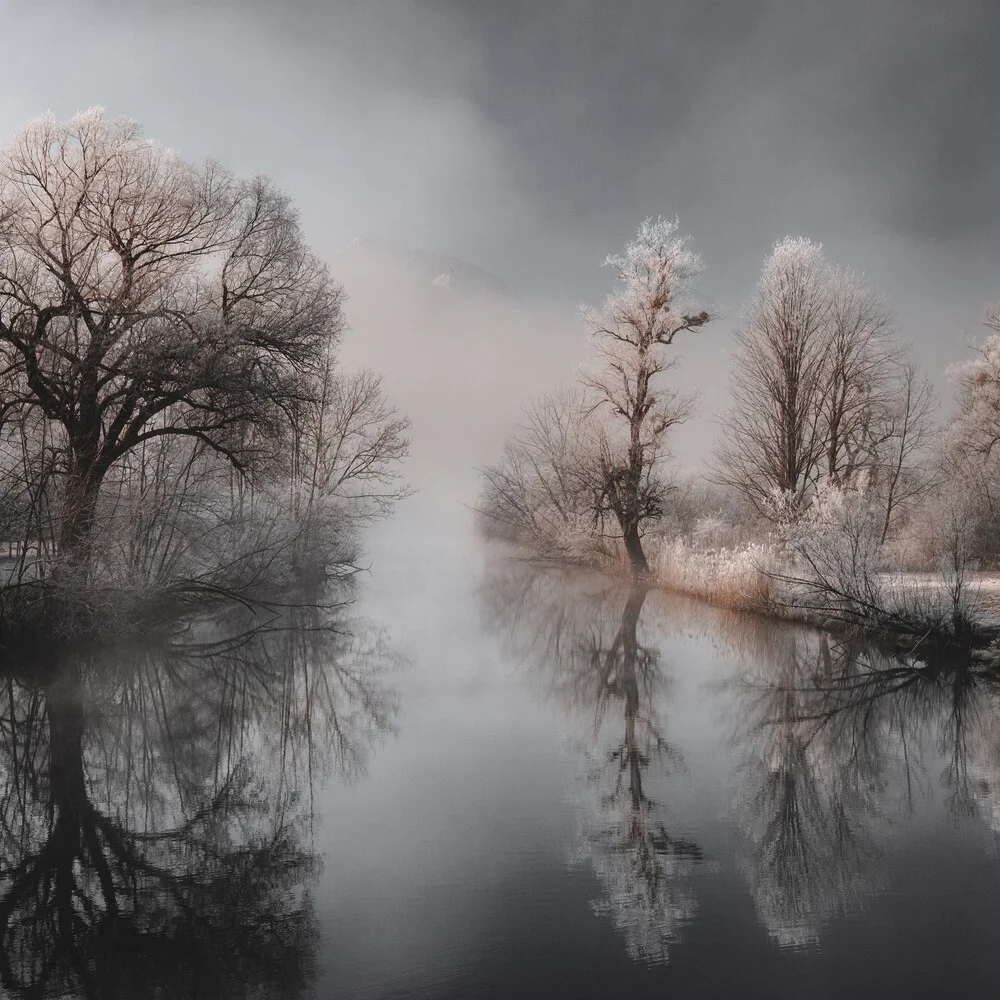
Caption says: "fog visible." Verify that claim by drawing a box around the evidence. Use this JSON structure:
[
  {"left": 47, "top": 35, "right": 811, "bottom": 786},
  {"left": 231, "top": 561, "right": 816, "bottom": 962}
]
[
  {"left": 2, "top": 0, "right": 998, "bottom": 503},
  {"left": 2, "top": 8, "right": 1000, "bottom": 994}
]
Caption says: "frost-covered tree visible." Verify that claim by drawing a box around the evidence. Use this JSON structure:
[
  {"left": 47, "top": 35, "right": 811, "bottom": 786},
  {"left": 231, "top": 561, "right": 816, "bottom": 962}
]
[
  {"left": 0, "top": 110, "right": 344, "bottom": 574},
  {"left": 580, "top": 217, "right": 710, "bottom": 576},
  {"left": 478, "top": 218, "right": 709, "bottom": 575},
  {"left": 291, "top": 344, "right": 411, "bottom": 526},
  {"left": 715, "top": 238, "right": 933, "bottom": 530},
  {"left": 937, "top": 307, "right": 1000, "bottom": 564},
  {"left": 715, "top": 239, "right": 834, "bottom": 515},
  {"left": 477, "top": 387, "right": 605, "bottom": 560},
  {"left": 946, "top": 308, "right": 1000, "bottom": 494},
  {"left": 821, "top": 269, "right": 900, "bottom": 485},
  {"left": 872, "top": 362, "right": 936, "bottom": 544}
]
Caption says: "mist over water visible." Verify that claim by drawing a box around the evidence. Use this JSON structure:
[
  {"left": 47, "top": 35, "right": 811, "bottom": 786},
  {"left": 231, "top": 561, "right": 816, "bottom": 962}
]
[
  {"left": 309, "top": 515, "right": 1000, "bottom": 999},
  {"left": 0, "top": 2, "right": 998, "bottom": 995},
  {"left": 333, "top": 233, "right": 753, "bottom": 480},
  {"left": 333, "top": 240, "right": 581, "bottom": 499},
  {"left": 0, "top": 221, "right": 998, "bottom": 998},
  {"left": 155, "top": 239, "right": 999, "bottom": 998}
]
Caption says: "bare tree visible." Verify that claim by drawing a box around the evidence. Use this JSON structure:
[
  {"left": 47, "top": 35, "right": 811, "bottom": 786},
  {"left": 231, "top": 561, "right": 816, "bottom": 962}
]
[
  {"left": 822, "top": 270, "right": 900, "bottom": 486},
  {"left": 871, "top": 362, "right": 936, "bottom": 543},
  {"left": 714, "top": 238, "right": 833, "bottom": 517},
  {"left": 715, "top": 238, "right": 933, "bottom": 529},
  {"left": 292, "top": 347, "right": 411, "bottom": 524},
  {"left": 0, "top": 110, "right": 344, "bottom": 575},
  {"left": 477, "top": 387, "right": 599, "bottom": 558},
  {"left": 933, "top": 307, "right": 1000, "bottom": 566},
  {"left": 946, "top": 307, "right": 1000, "bottom": 486},
  {"left": 579, "top": 217, "right": 710, "bottom": 576}
]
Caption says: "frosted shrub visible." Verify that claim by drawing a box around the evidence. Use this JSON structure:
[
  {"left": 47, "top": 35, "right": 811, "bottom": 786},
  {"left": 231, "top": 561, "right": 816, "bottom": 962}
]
[
  {"left": 691, "top": 514, "right": 729, "bottom": 551},
  {"left": 762, "top": 488, "right": 809, "bottom": 526},
  {"left": 920, "top": 482, "right": 995, "bottom": 575},
  {"left": 779, "top": 479, "right": 987, "bottom": 641},
  {"left": 783, "top": 480, "right": 886, "bottom": 598}
]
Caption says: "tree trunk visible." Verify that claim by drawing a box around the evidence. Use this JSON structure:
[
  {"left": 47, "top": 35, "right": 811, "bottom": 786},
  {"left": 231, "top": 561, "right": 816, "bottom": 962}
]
[
  {"left": 47, "top": 661, "right": 89, "bottom": 839},
  {"left": 622, "top": 402, "right": 651, "bottom": 579},
  {"left": 57, "top": 467, "right": 105, "bottom": 581},
  {"left": 623, "top": 521, "right": 650, "bottom": 579}
]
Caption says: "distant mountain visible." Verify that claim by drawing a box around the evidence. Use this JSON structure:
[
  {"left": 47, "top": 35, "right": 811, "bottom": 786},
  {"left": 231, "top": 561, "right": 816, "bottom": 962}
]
[{"left": 338, "top": 235, "right": 509, "bottom": 297}]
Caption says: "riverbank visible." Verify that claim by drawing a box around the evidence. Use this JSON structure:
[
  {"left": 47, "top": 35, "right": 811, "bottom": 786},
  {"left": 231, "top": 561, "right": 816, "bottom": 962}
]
[{"left": 649, "top": 537, "right": 1000, "bottom": 658}]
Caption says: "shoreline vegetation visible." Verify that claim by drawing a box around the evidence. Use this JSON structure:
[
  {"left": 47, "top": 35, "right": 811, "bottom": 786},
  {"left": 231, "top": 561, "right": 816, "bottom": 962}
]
[
  {"left": 486, "top": 533, "right": 1000, "bottom": 661},
  {"left": 0, "top": 111, "right": 410, "bottom": 993},
  {"left": 0, "top": 111, "right": 411, "bottom": 645},
  {"left": 651, "top": 539, "right": 999, "bottom": 658},
  {"left": 478, "top": 222, "right": 1000, "bottom": 663}
]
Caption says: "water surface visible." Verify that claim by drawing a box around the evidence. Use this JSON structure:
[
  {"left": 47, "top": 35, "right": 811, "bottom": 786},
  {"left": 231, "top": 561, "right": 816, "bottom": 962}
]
[
  {"left": 3, "top": 502, "right": 1000, "bottom": 997},
  {"left": 318, "top": 505, "right": 1000, "bottom": 999}
]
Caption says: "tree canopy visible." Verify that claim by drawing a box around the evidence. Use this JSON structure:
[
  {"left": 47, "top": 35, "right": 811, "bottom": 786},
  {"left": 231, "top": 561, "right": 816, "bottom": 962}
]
[{"left": 0, "top": 109, "right": 345, "bottom": 561}]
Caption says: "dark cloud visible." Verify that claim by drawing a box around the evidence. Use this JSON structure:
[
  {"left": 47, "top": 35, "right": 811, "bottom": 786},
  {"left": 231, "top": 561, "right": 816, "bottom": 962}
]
[
  {"left": 425, "top": 0, "right": 1000, "bottom": 245},
  {"left": 19, "top": 0, "right": 996, "bottom": 262}
]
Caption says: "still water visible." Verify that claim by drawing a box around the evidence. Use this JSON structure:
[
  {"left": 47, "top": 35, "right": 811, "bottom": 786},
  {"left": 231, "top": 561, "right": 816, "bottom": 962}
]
[{"left": 3, "top": 502, "right": 1000, "bottom": 997}]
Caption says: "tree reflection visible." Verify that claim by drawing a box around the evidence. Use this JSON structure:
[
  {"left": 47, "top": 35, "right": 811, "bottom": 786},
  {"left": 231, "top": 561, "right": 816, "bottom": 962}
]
[
  {"left": 0, "top": 597, "right": 398, "bottom": 998},
  {"left": 481, "top": 559, "right": 703, "bottom": 964},
  {"left": 730, "top": 629, "right": 883, "bottom": 947},
  {"left": 731, "top": 624, "right": 1000, "bottom": 947},
  {"left": 485, "top": 557, "right": 1000, "bottom": 955}
]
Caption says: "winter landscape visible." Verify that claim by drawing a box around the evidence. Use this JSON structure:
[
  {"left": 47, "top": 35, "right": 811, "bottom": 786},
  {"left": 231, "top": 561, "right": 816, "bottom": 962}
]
[{"left": 0, "top": 1, "right": 998, "bottom": 997}]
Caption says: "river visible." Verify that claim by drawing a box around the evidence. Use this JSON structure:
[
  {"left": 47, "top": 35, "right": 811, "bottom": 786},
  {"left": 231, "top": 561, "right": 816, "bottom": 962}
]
[{"left": 1, "top": 498, "right": 999, "bottom": 997}]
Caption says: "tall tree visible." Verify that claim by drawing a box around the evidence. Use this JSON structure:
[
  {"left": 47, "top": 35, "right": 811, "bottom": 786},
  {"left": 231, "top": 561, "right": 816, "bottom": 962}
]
[
  {"left": 580, "top": 217, "right": 710, "bottom": 576},
  {"left": 946, "top": 307, "right": 1000, "bottom": 482},
  {"left": 822, "top": 269, "right": 899, "bottom": 486},
  {"left": 714, "top": 238, "right": 832, "bottom": 516},
  {"left": 940, "top": 307, "right": 1000, "bottom": 561},
  {"left": 0, "top": 110, "right": 343, "bottom": 573},
  {"left": 714, "top": 238, "right": 933, "bottom": 529}
]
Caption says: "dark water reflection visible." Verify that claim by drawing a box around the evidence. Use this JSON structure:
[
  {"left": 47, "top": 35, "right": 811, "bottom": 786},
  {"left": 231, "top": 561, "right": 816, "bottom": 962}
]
[
  {"left": 474, "top": 555, "right": 1000, "bottom": 994},
  {"left": 11, "top": 538, "right": 1000, "bottom": 997},
  {"left": 0, "top": 598, "right": 398, "bottom": 998},
  {"left": 482, "top": 565, "right": 705, "bottom": 963},
  {"left": 731, "top": 623, "right": 1000, "bottom": 947}
]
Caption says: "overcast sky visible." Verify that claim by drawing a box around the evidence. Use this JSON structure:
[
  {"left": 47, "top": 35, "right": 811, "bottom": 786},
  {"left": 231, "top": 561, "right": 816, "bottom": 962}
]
[{"left": 2, "top": 0, "right": 998, "bottom": 470}]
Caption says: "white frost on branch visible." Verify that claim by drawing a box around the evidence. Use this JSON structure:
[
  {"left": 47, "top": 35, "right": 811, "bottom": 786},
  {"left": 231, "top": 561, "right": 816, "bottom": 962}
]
[{"left": 946, "top": 310, "right": 1000, "bottom": 470}]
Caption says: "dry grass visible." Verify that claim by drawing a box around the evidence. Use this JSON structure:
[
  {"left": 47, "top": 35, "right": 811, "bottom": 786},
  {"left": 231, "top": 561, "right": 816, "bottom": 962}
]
[{"left": 652, "top": 539, "right": 780, "bottom": 613}]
